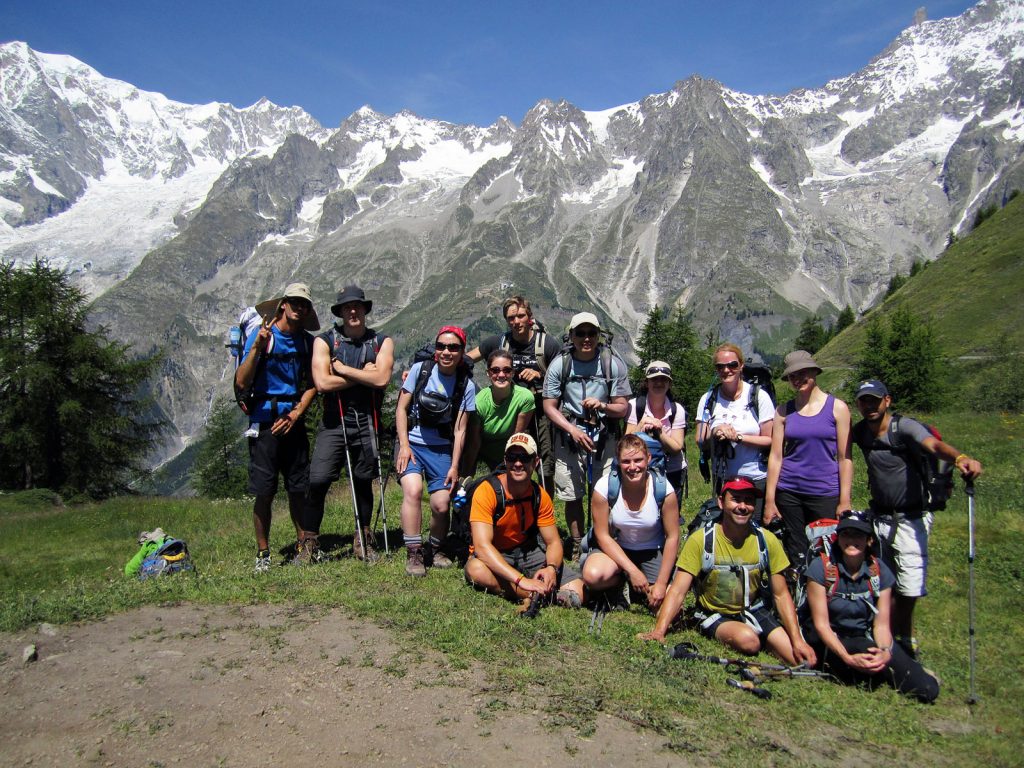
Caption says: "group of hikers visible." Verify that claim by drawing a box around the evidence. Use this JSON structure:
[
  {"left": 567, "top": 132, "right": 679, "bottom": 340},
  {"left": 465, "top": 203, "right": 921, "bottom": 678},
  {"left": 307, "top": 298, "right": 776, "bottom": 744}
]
[{"left": 232, "top": 283, "right": 983, "bottom": 704}]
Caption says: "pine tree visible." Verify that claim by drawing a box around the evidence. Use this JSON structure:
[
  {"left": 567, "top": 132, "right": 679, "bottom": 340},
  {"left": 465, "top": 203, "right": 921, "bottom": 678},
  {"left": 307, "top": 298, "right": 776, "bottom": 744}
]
[
  {"left": 0, "top": 260, "right": 164, "bottom": 497},
  {"left": 853, "top": 308, "right": 943, "bottom": 411},
  {"left": 632, "top": 304, "right": 711, "bottom": 418},
  {"left": 835, "top": 306, "right": 855, "bottom": 334},
  {"left": 192, "top": 396, "right": 249, "bottom": 498},
  {"left": 794, "top": 314, "right": 829, "bottom": 353}
]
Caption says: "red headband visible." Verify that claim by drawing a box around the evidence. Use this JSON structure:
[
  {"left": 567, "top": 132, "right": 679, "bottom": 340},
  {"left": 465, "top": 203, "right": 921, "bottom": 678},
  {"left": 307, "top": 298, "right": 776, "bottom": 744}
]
[{"left": 437, "top": 325, "right": 467, "bottom": 346}]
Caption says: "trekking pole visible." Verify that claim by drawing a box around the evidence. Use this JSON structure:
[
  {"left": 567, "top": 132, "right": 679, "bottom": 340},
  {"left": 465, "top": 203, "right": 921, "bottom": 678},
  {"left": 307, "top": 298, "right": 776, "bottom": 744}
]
[
  {"left": 966, "top": 479, "right": 979, "bottom": 705},
  {"left": 339, "top": 404, "right": 367, "bottom": 562},
  {"left": 368, "top": 408, "right": 390, "bottom": 555},
  {"left": 727, "top": 677, "right": 772, "bottom": 700}
]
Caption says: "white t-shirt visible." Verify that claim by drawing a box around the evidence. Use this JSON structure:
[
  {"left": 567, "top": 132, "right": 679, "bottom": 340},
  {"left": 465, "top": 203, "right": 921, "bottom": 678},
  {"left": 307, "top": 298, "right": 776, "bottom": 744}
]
[
  {"left": 593, "top": 474, "right": 665, "bottom": 551},
  {"left": 696, "top": 380, "right": 774, "bottom": 479}
]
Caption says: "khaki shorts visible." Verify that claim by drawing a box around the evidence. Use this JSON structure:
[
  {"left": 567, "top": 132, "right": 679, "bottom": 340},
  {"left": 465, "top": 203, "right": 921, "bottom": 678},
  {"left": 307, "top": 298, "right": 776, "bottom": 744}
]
[
  {"left": 553, "top": 435, "right": 616, "bottom": 501},
  {"left": 874, "top": 512, "right": 932, "bottom": 598}
]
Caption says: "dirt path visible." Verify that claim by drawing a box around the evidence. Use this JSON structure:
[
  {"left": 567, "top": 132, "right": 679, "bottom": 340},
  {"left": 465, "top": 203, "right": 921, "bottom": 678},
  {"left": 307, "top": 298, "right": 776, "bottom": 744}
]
[{"left": 0, "top": 604, "right": 687, "bottom": 767}]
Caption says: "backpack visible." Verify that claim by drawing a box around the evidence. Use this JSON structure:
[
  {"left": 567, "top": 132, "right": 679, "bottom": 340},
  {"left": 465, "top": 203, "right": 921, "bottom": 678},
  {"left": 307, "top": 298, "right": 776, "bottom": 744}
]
[
  {"left": 499, "top": 320, "right": 549, "bottom": 378},
  {"left": 555, "top": 332, "right": 629, "bottom": 434},
  {"left": 321, "top": 326, "right": 387, "bottom": 422},
  {"left": 580, "top": 460, "right": 669, "bottom": 555},
  {"left": 449, "top": 469, "right": 542, "bottom": 563},
  {"left": 232, "top": 323, "right": 313, "bottom": 418},
  {"left": 409, "top": 358, "right": 472, "bottom": 440},
  {"left": 686, "top": 497, "right": 722, "bottom": 534},
  {"left": 795, "top": 518, "right": 881, "bottom": 614},
  {"left": 697, "top": 521, "right": 772, "bottom": 610},
  {"left": 138, "top": 538, "right": 194, "bottom": 581},
  {"left": 889, "top": 414, "right": 955, "bottom": 512}
]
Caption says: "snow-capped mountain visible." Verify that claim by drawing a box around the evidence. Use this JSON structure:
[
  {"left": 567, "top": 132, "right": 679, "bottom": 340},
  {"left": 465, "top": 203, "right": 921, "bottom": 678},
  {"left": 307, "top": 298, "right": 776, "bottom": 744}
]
[{"left": 1, "top": 0, "right": 1022, "bottom": 463}]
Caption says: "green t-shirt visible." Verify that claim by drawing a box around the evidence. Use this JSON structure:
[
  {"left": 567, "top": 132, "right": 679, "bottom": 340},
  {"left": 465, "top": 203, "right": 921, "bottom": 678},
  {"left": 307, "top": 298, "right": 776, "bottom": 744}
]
[
  {"left": 677, "top": 524, "right": 789, "bottom": 615},
  {"left": 475, "top": 384, "right": 536, "bottom": 468}
]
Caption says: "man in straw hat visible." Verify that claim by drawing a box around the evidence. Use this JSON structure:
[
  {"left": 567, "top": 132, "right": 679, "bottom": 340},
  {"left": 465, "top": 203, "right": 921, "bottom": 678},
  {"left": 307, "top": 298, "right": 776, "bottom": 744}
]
[{"left": 236, "top": 283, "right": 319, "bottom": 573}]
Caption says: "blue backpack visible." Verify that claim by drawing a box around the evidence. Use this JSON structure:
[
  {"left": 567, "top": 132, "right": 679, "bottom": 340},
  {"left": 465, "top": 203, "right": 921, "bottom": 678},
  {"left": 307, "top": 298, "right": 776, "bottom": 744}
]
[{"left": 139, "top": 538, "right": 194, "bottom": 580}]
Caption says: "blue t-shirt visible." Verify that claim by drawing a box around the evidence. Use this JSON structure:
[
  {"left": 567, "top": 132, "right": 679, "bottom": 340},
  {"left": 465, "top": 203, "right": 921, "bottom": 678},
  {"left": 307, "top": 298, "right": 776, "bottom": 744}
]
[
  {"left": 241, "top": 326, "right": 312, "bottom": 423},
  {"left": 402, "top": 361, "right": 477, "bottom": 447}
]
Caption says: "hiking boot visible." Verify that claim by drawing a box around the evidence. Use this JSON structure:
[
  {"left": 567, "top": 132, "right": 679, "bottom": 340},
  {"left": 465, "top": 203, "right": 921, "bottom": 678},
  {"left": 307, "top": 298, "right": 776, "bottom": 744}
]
[
  {"left": 254, "top": 550, "right": 272, "bottom": 574},
  {"left": 292, "top": 534, "right": 321, "bottom": 566},
  {"left": 353, "top": 528, "right": 379, "bottom": 563},
  {"left": 405, "top": 545, "right": 426, "bottom": 577},
  {"left": 424, "top": 540, "right": 454, "bottom": 569}
]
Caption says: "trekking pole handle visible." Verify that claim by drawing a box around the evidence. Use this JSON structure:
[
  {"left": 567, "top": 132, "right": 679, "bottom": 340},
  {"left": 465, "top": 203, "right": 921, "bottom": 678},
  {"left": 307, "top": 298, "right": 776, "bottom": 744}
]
[{"left": 965, "top": 478, "right": 975, "bottom": 497}]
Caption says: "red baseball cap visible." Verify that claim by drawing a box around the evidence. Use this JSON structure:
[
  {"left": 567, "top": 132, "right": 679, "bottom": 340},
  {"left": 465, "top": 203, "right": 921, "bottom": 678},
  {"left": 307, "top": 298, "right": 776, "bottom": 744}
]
[{"left": 721, "top": 477, "right": 764, "bottom": 498}]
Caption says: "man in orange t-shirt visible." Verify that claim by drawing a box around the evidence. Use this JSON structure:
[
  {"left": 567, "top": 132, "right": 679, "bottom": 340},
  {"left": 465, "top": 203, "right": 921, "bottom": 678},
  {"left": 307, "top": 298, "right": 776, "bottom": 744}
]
[{"left": 464, "top": 433, "right": 582, "bottom": 604}]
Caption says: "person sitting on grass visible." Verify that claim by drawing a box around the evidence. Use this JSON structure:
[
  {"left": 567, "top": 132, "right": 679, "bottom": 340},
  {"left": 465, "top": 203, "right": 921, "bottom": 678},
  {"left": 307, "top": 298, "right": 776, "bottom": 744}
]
[
  {"left": 464, "top": 433, "right": 583, "bottom": 609},
  {"left": 638, "top": 477, "right": 816, "bottom": 667},
  {"left": 571, "top": 434, "right": 680, "bottom": 611},
  {"left": 803, "top": 510, "right": 939, "bottom": 702}
]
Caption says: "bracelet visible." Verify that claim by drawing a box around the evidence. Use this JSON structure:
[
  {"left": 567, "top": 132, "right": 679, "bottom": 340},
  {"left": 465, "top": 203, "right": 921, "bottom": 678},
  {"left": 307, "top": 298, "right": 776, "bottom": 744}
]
[
  {"left": 955, "top": 453, "right": 968, "bottom": 465},
  {"left": 544, "top": 563, "right": 559, "bottom": 570},
  {"left": 514, "top": 574, "right": 524, "bottom": 588}
]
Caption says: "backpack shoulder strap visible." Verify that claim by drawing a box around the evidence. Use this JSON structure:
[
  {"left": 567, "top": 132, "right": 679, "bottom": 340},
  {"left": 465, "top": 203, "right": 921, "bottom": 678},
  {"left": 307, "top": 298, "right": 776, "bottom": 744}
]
[
  {"left": 867, "top": 556, "right": 882, "bottom": 598},
  {"left": 486, "top": 474, "right": 507, "bottom": 525},
  {"left": 668, "top": 397, "right": 677, "bottom": 425},
  {"left": 752, "top": 523, "right": 770, "bottom": 574},
  {"left": 822, "top": 550, "right": 840, "bottom": 598},
  {"left": 748, "top": 383, "right": 761, "bottom": 421},
  {"left": 705, "top": 384, "right": 721, "bottom": 420},
  {"left": 634, "top": 395, "right": 647, "bottom": 423},
  {"left": 701, "top": 522, "right": 717, "bottom": 575},
  {"left": 606, "top": 470, "right": 622, "bottom": 509},
  {"left": 558, "top": 350, "right": 572, "bottom": 392},
  {"left": 652, "top": 472, "right": 668, "bottom": 508}
]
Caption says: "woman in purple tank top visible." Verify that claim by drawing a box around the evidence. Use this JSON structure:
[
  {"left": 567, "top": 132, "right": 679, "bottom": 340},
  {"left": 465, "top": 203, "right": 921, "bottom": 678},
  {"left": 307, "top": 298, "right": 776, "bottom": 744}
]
[{"left": 763, "top": 350, "right": 853, "bottom": 567}]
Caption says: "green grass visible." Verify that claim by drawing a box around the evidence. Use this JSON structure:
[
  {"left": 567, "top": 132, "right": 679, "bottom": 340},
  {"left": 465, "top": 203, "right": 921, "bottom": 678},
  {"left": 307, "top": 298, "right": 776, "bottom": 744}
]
[
  {"left": 2, "top": 413, "right": 1022, "bottom": 766},
  {"left": 816, "top": 194, "right": 1024, "bottom": 401}
]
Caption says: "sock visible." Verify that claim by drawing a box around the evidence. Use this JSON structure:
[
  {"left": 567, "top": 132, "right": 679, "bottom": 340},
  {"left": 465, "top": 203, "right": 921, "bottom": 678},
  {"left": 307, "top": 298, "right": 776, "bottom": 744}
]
[{"left": 404, "top": 534, "right": 423, "bottom": 549}]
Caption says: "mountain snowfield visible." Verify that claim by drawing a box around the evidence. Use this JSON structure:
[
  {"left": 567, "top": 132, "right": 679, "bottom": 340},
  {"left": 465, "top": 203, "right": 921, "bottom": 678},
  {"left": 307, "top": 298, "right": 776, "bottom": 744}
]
[{"left": 2, "top": 0, "right": 1023, "bottom": 464}]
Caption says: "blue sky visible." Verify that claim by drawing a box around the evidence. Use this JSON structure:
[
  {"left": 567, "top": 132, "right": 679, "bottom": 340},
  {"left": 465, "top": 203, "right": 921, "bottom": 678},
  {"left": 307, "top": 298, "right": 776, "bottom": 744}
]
[{"left": 4, "top": 1, "right": 978, "bottom": 128}]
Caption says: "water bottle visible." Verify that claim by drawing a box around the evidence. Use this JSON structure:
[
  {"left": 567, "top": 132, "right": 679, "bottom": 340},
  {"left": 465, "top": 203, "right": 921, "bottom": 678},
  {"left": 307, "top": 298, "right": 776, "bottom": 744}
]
[
  {"left": 228, "top": 325, "right": 241, "bottom": 358},
  {"left": 452, "top": 485, "right": 468, "bottom": 514}
]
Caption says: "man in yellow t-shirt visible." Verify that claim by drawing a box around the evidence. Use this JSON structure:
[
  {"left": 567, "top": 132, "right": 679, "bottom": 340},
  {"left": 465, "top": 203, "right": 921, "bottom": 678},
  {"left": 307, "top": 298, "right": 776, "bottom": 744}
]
[
  {"left": 639, "top": 477, "right": 816, "bottom": 666},
  {"left": 464, "top": 433, "right": 582, "bottom": 605}
]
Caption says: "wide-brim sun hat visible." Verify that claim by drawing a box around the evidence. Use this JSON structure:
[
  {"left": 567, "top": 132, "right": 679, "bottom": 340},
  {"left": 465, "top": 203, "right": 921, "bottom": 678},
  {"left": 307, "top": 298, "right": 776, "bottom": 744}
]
[
  {"left": 331, "top": 285, "right": 372, "bottom": 316},
  {"left": 255, "top": 283, "right": 320, "bottom": 331},
  {"left": 781, "top": 350, "right": 822, "bottom": 379}
]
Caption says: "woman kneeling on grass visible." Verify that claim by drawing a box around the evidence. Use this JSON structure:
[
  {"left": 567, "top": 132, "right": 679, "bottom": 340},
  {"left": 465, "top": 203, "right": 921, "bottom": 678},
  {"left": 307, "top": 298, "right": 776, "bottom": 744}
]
[
  {"left": 804, "top": 510, "right": 939, "bottom": 703},
  {"left": 569, "top": 434, "right": 680, "bottom": 610}
]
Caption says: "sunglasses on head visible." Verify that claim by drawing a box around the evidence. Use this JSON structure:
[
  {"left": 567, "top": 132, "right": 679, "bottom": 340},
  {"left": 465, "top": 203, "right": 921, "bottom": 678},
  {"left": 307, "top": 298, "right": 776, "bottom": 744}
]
[
  {"left": 715, "top": 361, "right": 740, "bottom": 371},
  {"left": 647, "top": 366, "right": 671, "bottom": 377},
  {"left": 488, "top": 366, "right": 513, "bottom": 375},
  {"left": 435, "top": 342, "right": 464, "bottom": 352}
]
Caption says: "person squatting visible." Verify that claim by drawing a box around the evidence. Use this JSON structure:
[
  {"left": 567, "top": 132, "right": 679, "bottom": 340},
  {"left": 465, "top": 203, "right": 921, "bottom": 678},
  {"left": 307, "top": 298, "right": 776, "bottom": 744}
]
[{"left": 234, "top": 287, "right": 982, "bottom": 703}]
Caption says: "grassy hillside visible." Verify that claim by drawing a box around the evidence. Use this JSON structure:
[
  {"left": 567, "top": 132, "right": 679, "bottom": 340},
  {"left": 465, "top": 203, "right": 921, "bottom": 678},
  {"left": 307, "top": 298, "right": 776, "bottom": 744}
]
[
  {"left": 2, "top": 412, "right": 1021, "bottom": 766},
  {"left": 816, "top": 194, "right": 1024, "bottom": 399}
]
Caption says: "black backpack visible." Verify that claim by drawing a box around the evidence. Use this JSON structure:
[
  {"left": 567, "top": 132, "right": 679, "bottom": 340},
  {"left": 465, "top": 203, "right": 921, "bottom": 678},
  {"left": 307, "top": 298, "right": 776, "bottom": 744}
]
[{"left": 449, "top": 469, "right": 542, "bottom": 563}]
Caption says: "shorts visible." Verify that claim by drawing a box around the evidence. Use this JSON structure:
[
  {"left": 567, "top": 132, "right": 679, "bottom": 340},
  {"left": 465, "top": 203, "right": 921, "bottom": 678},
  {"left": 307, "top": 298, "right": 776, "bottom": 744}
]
[
  {"left": 247, "top": 421, "right": 310, "bottom": 496},
  {"left": 554, "top": 435, "right": 617, "bottom": 501},
  {"left": 873, "top": 511, "right": 932, "bottom": 598},
  {"left": 694, "top": 604, "right": 781, "bottom": 646},
  {"left": 397, "top": 441, "right": 453, "bottom": 494},
  {"left": 309, "top": 422, "right": 379, "bottom": 486},
  {"left": 581, "top": 546, "right": 672, "bottom": 585},
  {"left": 472, "top": 540, "right": 580, "bottom": 586}
]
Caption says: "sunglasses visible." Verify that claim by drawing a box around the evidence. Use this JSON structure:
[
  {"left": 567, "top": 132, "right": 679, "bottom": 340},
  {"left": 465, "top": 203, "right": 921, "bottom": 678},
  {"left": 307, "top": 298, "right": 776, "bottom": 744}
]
[
  {"left": 488, "top": 366, "right": 514, "bottom": 376},
  {"left": 435, "top": 342, "right": 464, "bottom": 352},
  {"left": 284, "top": 298, "right": 312, "bottom": 311},
  {"left": 574, "top": 328, "right": 598, "bottom": 338},
  {"left": 646, "top": 366, "right": 671, "bottom": 377},
  {"left": 504, "top": 452, "right": 533, "bottom": 465},
  {"left": 714, "top": 361, "right": 741, "bottom": 371}
]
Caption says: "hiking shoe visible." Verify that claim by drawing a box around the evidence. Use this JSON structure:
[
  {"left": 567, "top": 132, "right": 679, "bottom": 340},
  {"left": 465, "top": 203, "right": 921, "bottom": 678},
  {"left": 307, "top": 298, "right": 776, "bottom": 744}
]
[
  {"left": 405, "top": 546, "right": 426, "bottom": 577},
  {"left": 353, "top": 529, "right": 379, "bottom": 563},
  {"left": 292, "top": 535, "right": 321, "bottom": 566},
  {"left": 254, "top": 551, "right": 272, "bottom": 574},
  {"left": 556, "top": 589, "right": 582, "bottom": 609},
  {"left": 424, "top": 540, "right": 454, "bottom": 569}
]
